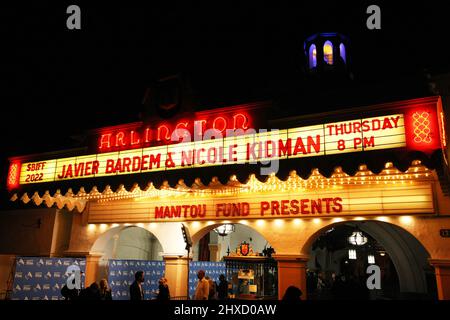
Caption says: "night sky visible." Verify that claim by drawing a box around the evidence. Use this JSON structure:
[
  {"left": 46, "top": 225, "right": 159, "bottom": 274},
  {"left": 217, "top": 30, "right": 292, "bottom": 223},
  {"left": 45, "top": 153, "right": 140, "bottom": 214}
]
[{"left": 2, "top": 1, "right": 450, "bottom": 190}]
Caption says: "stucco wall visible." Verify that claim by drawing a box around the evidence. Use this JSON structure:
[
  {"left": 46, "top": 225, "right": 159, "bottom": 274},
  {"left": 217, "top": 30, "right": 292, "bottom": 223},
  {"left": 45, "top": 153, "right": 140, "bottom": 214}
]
[{"left": 0, "top": 208, "right": 57, "bottom": 256}]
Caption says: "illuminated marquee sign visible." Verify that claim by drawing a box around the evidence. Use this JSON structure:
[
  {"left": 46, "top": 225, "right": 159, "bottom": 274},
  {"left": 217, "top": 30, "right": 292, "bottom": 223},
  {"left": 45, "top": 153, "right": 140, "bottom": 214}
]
[
  {"left": 86, "top": 183, "right": 435, "bottom": 223},
  {"left": 9, "top": 113, "right": 436, "bottom": 187},
  {"left": 97, "top": 112, "right": 251, "bottom": 151},
  {"left": 6, "top": 99, "right": 444, "bottom": 190}
]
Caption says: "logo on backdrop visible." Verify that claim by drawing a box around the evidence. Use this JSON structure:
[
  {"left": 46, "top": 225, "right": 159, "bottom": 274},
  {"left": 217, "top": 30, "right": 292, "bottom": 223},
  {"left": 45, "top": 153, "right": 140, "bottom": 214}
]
[{"left": 12, "top": 257, "right": 86, "bottom": 300}]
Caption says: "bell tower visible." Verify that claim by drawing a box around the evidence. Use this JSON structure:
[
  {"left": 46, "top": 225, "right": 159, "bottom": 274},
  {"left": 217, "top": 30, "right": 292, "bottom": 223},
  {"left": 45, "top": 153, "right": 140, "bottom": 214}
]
[{"left": 304, "top": 32, "right": 351, "bottom": 79}]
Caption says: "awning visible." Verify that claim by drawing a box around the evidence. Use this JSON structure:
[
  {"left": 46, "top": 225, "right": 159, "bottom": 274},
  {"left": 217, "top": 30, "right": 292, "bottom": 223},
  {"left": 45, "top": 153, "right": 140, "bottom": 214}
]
[{"left": 9, "top": 160, "right": 434, "bottom": 213}]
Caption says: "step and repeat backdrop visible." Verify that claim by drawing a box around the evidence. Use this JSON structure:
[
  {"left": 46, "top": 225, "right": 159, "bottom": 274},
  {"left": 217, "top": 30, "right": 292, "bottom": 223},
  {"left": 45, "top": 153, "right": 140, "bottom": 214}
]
[
  {"left": 11, "top": 257, "right": 226, "bottom": 300},
  {"left": 188, "top": 261, "right": 226, "bottom": 299},
  {"left": 108, "top": 259, "right": 165, "bottom": 300},
  {"left": 11, "top": 257, "right": 86, "bottom": 300}
]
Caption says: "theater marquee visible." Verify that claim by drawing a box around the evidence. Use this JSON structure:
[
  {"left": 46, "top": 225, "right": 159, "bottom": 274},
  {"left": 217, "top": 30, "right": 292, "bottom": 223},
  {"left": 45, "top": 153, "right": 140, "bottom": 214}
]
[
  {"left": 86, "top": 182, "right": 435, "bottom": 223},
  {"left": 6, "top": 98, "right": 446, "bottom": 190}
]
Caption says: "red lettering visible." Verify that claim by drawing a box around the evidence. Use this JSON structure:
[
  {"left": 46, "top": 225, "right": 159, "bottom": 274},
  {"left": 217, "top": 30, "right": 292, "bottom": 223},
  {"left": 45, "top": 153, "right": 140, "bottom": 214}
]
[
  {"left": 278, "top": 138, "right": 292, "bottom": 157},
  {"left": 372, "top": 119, "right": 381, "bottom": 130},
  {"left": 300, "top": 199, "right": 309, "bottom": 214},
  {"left": 182, "top": 205, "right": 190, "bottom": 218},
  {"left": 171, "top": 206, "right": 181, "bottom": 218},
  {"left": 323, "top": 198, "right": 333, "bottom": 213},
  {"left": 144, "top": 128, "right": 151, "bottom": 143},
  {"left": 281, "top": 200, "right": 290, "bottom": 215},
  {"left": 229, "top": 144, "right": 238, "bottom": 161},
  {"left": 174, "top": 122, "right": 190, "bottom": 141},
  {"left": 196, "top": 148, "right": 206, "bottom": 165},
  {"left": 84, "top": 162, "right": 92, "bottom": 175},
  {"left": 122, "top": 157, "right": 132, "bottom": 172},
  {"left": 213, "top": 116, "right": 227, "bottom": 133},
  {"left": 130, "top": 130, "right": 141, "bottom": 146},
  {"left": 363, "top": 136, "right": 375, "bottom": 148},
  {"left": 333, "top": 197, "right": 343, "bottom": 212},
  {"left": 74, "top": 163, "right": 84, "bottom": 177},
  {"left": 311, "top": 199, "right": 322, "bottom": 214},
  {"left": 194, "top": 119, "right": 207, "bottom": 140},
  {"left": 149, "top": 154, "right": 161, "bottom": 169},
  {"left": 92, "top": 161, "right": 99, "bottom": 174},
  {"left": 391, "top": 116, "right": 400, "bottom": 128},
  {"left": 233, "top": 113, "right": 249, "bottom": 130},
  {"left": 141, "top": 155, "right": 149, "bottom": 170},
  {"left": 157, "top": 125, "right": 171, "bottom": 141},
  {"left": 354, "top": 137, "right": 362, "bottom": 149},
  {"left": 271, "top": 201, "right": 280, "bottom": 215},
  {"left": 383, "top": 117, "right": 393, "bottom": 129},
  {"left": 114, "top": 158, "right": 122, "bottom": 172},
  {"left": 132, "top": 157, "right": 141, "bottom": 171},
  {"left": 115, "top": 131, "right": 126, "bottom": 147},
  {"left": 155, "top": 206, "right": 164, "bottom": 218},
  {"left": 290, "top": 199, "right": 299, "bottom": 214},
  {"left": 216, "top": 203, "right": 224, "bottom": 217},
  {"left": 99, "top": 134, "right": 111, "bottom": 149},
  {"left": 105, "top": 159, "right": 115, "bottom": 174},
  {"left": 261, "top": 201, "right": 270, "bottom": 216},
  {"left": 207, "top": 148, "right": 217, "bottom": 163},
  {"left": 362, "top": 120, "right": 370, "bottom": 131},
  {"left": 308, "top": 135, "right": 321, "bottom": 153},
  {"left": 265, "top": 140, "right": 276, "bottom": 158},
  {"left": 181, "top": 150, "right": 194, "bottom": 166}
]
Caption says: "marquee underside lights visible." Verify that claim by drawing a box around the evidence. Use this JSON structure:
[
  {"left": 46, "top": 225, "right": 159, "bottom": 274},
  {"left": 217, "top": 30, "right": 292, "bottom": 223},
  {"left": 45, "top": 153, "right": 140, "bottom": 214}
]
[{"left": 10, "top": 160, "right": 437, "bottom": 221}]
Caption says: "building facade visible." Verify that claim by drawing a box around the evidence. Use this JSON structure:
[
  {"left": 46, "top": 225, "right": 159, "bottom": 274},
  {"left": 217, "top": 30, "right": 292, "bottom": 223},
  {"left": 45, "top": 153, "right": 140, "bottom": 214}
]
[{"left": 3, "top": 34, "right": 450, "bottom": 300}]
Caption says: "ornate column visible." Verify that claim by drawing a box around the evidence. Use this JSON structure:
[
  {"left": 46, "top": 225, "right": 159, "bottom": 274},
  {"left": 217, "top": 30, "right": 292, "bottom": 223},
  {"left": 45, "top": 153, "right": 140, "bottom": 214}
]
[
  {"left": 84, "top": 253, "right": 103, "bottom": 288},
  {"left": 163, "top": 255, "right": 191, "bottom": 299},
  {"left": 208, "top": 244, "right": 221, "bottom": 262}
]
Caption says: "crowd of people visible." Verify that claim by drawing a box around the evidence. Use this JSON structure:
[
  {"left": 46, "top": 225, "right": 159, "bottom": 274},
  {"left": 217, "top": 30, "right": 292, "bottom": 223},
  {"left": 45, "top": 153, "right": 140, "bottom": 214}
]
[
  {"left": 61, "top": 278, "right": 112, "bottom": 300},
  {"left": 306, "top": 271, "right": 370, "bottom": 300},
  {"left": 192, "top": 270, "right": 229, "bottom": 300},
  {"left": 61, "top": 270, "right": 230, "bottom": 300}
]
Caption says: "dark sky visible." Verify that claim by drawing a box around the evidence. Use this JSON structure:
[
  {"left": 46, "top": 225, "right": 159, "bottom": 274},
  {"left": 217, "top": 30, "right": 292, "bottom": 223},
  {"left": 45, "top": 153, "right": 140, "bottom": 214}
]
[{"left": 2, "top": 1, "right": 450, "bottom": 186}]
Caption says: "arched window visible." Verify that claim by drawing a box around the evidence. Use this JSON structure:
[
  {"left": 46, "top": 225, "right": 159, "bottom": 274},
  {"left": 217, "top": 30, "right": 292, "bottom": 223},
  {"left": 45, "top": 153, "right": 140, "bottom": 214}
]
[
  {"left": 339, "top": 43, "right": 346, "bottom": 63},
  {"left": 323, "top": 41, "right": 333, "bottom": 65},
  {"left": 309, "top": 44, "right": 317, "bottom": 69}
]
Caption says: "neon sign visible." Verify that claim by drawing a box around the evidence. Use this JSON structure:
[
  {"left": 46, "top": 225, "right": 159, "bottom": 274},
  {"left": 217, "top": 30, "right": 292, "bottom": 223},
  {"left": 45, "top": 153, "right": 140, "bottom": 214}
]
[
  {"left": 7, "top": 100, "right": 445, "bottom": 190},
  {"left": 97, "top": 113, "right": 251, "bottom": 151},
  {"left": 11, "top": 113, "right": 411, "bottom": 187}
]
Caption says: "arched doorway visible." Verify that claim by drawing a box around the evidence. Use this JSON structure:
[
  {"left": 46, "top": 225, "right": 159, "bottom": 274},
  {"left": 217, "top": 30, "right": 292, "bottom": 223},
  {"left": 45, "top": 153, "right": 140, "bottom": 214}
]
[
  {"left": 304, "top": 220, "right": 437, "bottom": 300},
  {"left": 191, "top": 223, "right": 277, "bottom": 299},
  {"left": 90, "top": 226, "right": 164, "bottom": 281}
]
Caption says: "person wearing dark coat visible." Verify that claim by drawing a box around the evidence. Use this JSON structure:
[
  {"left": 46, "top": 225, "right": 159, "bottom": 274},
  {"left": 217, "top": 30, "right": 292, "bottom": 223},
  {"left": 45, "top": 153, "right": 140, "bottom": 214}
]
[
  {"left": 99, "top": 278, "right": 112, "bottom": 300},
  {"left": 282, "top": 286, "right": 303, "bottom": 301},
  {"left": 79, "top": 282, "right": 101, "bottom": 300},
  {"left": 130, "top": 271, "right": 145, "bottom": 300},
  {"left": 61, "top": 284, "right": 79, "bottom": 300},
  {"left": 217, "top": 274, "right": 229, "bottom": 300},
  {"left": 156, "top": 277, "right": 170, "bottom": 301}
]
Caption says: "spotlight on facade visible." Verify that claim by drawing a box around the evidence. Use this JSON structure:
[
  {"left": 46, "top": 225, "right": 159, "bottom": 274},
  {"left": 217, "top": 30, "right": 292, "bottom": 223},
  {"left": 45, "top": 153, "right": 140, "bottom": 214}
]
[
  {"left": 213, "top": 224, "right": 235, "bottom": 237},
  {"left": 348, "top": 249, "right": 357, "bottom": 260},
  {"left": 348, "top": 230, "right": 368, "bottom": 246}
]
